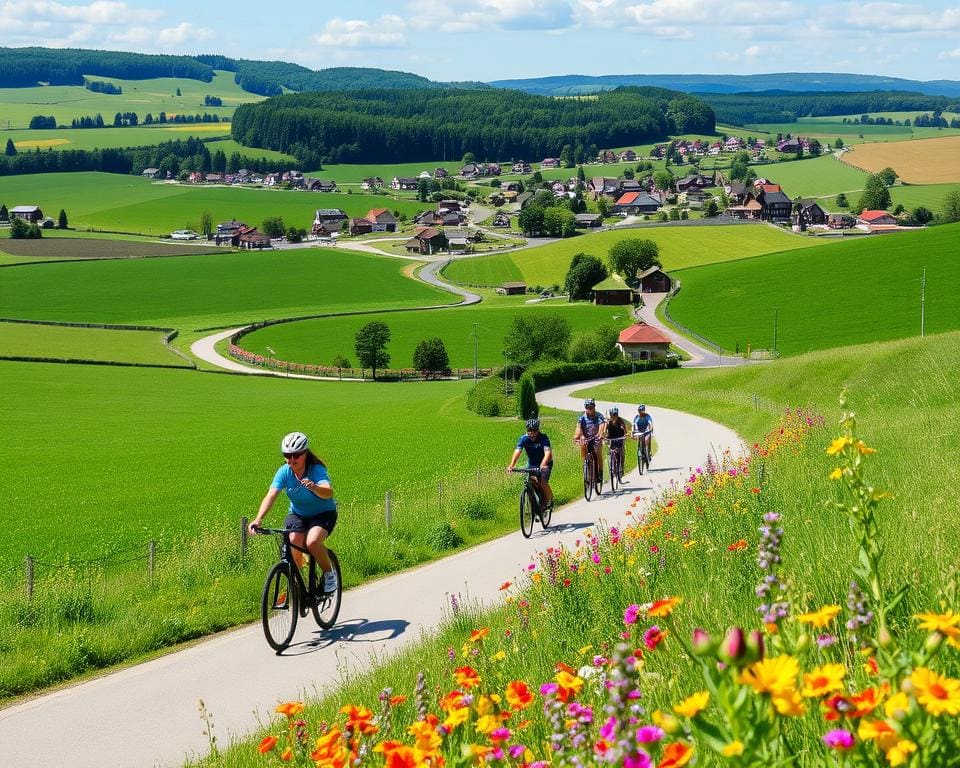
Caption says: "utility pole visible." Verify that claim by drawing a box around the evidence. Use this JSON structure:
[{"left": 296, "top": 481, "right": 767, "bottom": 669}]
[
  {"left": 773, "top": 307, "right": 779, "bottom": 356},
  {"left": 472, "top": 323, "right": 479, "bottom": 379},
  {"left": 921, "top": 268, "right": 926, "bottom": 337}
]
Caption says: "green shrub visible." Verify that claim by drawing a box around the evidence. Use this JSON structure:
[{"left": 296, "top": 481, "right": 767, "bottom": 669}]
[
  {"left": 516, "top": 371, "right": 538, "bottom": 420},
  {"left": 526, "top": 358, "right": 677, "bottom": 391},
  {"left": 427, "top": 521, "right": 463, "bottom": 551},
  {"left": 462, "top": 497, "right": 495, "bottom": 521},
  {"left": 466, "top": 375, "right": 512, "bottom": 417}
]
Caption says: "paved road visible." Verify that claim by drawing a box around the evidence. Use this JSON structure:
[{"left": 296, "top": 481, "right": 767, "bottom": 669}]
[{"left": 0, "top": 383, "right": 742, "bottom": 768}]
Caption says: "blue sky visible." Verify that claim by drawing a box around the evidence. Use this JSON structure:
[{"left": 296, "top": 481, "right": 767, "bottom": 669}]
[{"left": 2, "top": 0, "right": 959, "bottom": 82}]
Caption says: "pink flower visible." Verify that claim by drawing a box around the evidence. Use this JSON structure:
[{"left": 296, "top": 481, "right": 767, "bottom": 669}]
[
  {"left": 823, "top": 729, "right": 855, "bottom": 751},
  {"left": 623, "top": 752, "right": 652, "bottom": 768},
  {"left": 636, "top": 725, "right": 664, "bottom": 743},
  {"left": 624, "top": 604, "right": 641, "bottom": 625},
  {"left": 508, "top": 745, "right": 526, "bottom": 759},
  {"left": 642, "top": 625, "right": 666, "bottom": 651},
  {"left": 592, "top": 554, "right": 601, "bottom": 564},
  {"left": 599, "top": 715, "right": 618, "bottom": 741},
  {"left": 540, "top": 682, "right": 559, "bottom": 696}
]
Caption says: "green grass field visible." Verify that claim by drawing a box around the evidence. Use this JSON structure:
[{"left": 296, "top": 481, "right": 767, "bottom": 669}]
[
  {"left": 0, "top": 172, "right": 430, "bottom": 236},
  {"left": 3, "top": 123, "right": 230, "bottom": 152},
  {"left": 240, "top": 300, "right": 633, "bottom": 368},
  {"left": 666, "top": 223, "right": 960, "bottom": 355},
  {"left": 0, "top": 247, "right": 452, "bottom": 329},
  {"left": 757, "top": 153, "right": 869, "bottom": 199},
  {"left": 0, "top": 322, "right": 183, "bottom": 365},
  {"left": 442, "top": 224, "right": 834, "bottom": 287},
  {"left": 747, "top": 114, "right": 960, "bottom": 144},
  {"left": 0, "top": 70, "right": 256, "bottom": 130}
]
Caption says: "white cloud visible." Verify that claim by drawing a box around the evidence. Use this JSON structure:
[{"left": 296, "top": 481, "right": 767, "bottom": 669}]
[
  {"left": 408, "top": 0, "right": 574, "bottom": 32},
  {"left": 111, "top": 22, "right": 211, "bottom": 48},
  {"left": 844, "top": 2, "right": 960, "bottom": 33},
  {"left": 314, "top": 16, "right": 407, "bottom": 48},
  {"left": 0, "top": 1, "right": 162, "bottom": 25},
  {"left": 939, "top": 48, "right": 960, "bottom": 59},
  {"left": 744, "top": 45, "right": 761, "bottom": 57}
]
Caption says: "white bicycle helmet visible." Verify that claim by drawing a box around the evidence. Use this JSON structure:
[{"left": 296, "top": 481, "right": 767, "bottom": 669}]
[{"left": 280, "top": 431, "right": 309, "bottom": 454}]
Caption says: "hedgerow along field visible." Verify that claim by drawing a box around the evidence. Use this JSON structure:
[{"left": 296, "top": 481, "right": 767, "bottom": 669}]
[
  {"left": 200, "top": 331, "right": 960, "bottom": 767},
  {"left": 0, "top": 247, "right": 452, "bottom": 330},
  {"left": 0, "top": 359, "right": 594, "bottom": 698},
  {"left": 746, "top": 113, "right": 960, "bottom": 144},
  {"left": 239, "top": 301, "right": 635, "bottom": 369},
  {"left": 0, "top": 172, "right": 431, "bottom": 236},
  {"left": 0, "top": 322, "right": 184, "bottom": 366},
  {"left": 441, "top": 224, "right": 834, "bottom": 288},
  {"left": 665, "top": 223, "right": 960, "bottom": 356},
  {"left": 844, "top": 135, "right": 960, "bottom": 184},
  {"left": 0, "top": 69, "right": 256, "bottom": 130}
]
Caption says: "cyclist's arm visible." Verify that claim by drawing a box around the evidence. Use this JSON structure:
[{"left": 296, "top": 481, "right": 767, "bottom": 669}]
[
  {"left": 301, "top": 479, "right": 333, "bottom": 499},
  {"left": 507, "top": 447, "right": 523, "bottom": 471},
  {"left": 250, "top": 487, "right": 281, "bottom": 530},
  {"left": 541, "top": 446, "right": 553, "bottom": 468},
  {"left": 573, "top": 420, "right": 583, "bottom": 440}
]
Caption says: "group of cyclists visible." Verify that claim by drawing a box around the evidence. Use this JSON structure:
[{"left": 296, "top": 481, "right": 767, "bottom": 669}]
[
  {"left": 250, "top": 401, "right": 654, "bottom": 601},
  {"left": 507, "top": 399, "right": 654, "bottom": 508}
]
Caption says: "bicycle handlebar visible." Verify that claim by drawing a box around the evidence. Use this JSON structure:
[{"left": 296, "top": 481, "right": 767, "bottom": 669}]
[
  {"left": 510, "top": 467, "right": 542, "bottom": 474},
  {"left": 250, "top": 525, "right": 296, "bottom": 535},
  {"left": 603, "top": 436, "right": 627, "bottom": 443}
]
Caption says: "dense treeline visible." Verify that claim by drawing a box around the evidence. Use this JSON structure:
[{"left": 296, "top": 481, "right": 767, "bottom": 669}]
[
  {"left": 702, "top": 90, "right": 960, "bottom": 125},
  {"left": 85, "top": 80, "right": 122, "bottom": 95},
  {"left": 232, "top": 87, "right": 714, "bottom": 164},
  {"left": 0, "top": 48, "right": 213, "bottom": 87},
  {"left": 0, "top": 137, "right": 289, "bottom": 178},
  {"left": 228, "top": 60, "right": 444, "bottom": 97}
]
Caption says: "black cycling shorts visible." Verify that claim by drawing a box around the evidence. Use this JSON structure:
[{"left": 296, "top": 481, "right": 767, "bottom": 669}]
[{"left": 284, "top": 511, "right": 337, "bottom": 536}]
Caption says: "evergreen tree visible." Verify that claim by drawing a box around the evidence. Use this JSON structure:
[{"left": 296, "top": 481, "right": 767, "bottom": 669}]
[
  {"left": 516, "top": 372, "right": 538, "bottom": 420},
  {"left": 4, "top": 138, "right": 15, "bottom": 156},
  {"left": 58, "top": 209, "right": 68, "bottom": 229}
]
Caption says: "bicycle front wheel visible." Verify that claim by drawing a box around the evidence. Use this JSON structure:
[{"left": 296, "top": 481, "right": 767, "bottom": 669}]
[
  {"left": 637, "top": 442, "right": 645, "bottom": 475},
  {"left": 610, "top": 451, "right": 620, "bottom": 491},
  {"left": 261, "top": 562, "right": 298, "bottom": 652},
  {"left": 313, "top": 550, "right": 342, "bottom": 629},
  {"left": 583, "top": 458, "right": 593, "bottom": 501},
  {"left": 520, "top": 486, "right": 535, "bottom": 538},
  {"left": 594, "top": 455, "right": 603, "bottom": 496},
  {"left": 540, "top": 496, "right": 552, "bottom": 529}
]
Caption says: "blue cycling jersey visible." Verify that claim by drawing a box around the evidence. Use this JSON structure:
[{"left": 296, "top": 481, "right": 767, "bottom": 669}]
[
  {"left": 271, "top": 462, "right": 337, "bottom": 516},
  {"left": 633, "top": 413, "right": 654, "bottom": 433},
  {"left": 516, "top": 432, "right": 553, "bottom": 467},
  {"left": 578, "top": 412, "right": 605, "bottom": 440}
]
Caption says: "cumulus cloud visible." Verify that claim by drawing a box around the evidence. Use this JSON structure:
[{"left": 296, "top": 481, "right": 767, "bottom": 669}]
[
  {"left": 844, "top": 2, "right": 960, "bottom": 33},
  {"left": 314, "top": 16, "right": 407, "bottom": 48},
  {"left": 0, "top": 1, "right": 162, "bottom": 25},
  {"left": 112, "top": 22, "right": 212, "bottom": 48},
  {"left": 408, "top": 0, "right": 574, "bottom": 32},
  {"left": 939, "top": 47, "right": 960, "bottom": 59}
]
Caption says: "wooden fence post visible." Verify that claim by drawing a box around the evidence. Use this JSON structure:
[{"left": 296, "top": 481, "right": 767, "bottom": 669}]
[
  {"left": 240, "top": 516, "right": 248, "bottom": 561},
  {"left": 148, "top": 540, "right": 156, "bottom": 587},
  {"left": 385, "top": 490, "right": 392, "bottom": 528},
  {"left": 25, "top": 555, "right": 33, "bottom": 601}
]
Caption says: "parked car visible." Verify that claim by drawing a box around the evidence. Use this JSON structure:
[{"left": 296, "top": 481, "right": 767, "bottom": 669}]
[{"left": 170, "top": 229, "right": 198, "bottom": 240}]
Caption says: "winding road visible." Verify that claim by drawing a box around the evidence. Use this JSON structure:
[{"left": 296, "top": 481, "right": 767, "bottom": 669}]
[{"left": 0, "top": 382, "right": 742, "bottom": 768}]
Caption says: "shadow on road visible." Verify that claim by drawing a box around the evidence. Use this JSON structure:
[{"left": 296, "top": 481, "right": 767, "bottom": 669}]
[{"left": 285, "top": 617, "right": 411, "bottom": 655}]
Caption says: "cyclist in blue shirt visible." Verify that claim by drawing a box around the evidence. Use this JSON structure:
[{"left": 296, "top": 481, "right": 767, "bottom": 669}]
[
  {"left": 507, "top": 418, "right": 554, "bottom": 506},
  {"left": 632, "top": 404, "right": 654, "bottom": 465},
  {"left": 249, "top": 432, "right": 338, "bottom": 594},
  {"left": 574, "top": 398, "right": 607, "bottom": 480}
]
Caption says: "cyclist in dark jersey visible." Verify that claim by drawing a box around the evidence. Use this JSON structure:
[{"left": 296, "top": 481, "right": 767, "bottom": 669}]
[
  {"left": 574, "top": 398, "right": 606, "bottom": 479},
  {"left": 606, "top": 406, "right": 627, "bottom": 479},
  {"left": 633, "top": 404, "right": 654, "bottom": 464},
  {"left": 507, "top": 418, "right": 554, "bottom": 505}
]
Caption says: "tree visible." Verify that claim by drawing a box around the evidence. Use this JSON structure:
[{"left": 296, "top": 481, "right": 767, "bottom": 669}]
[
  {"left": 943, "top": 189, "right": 960, "bottom": 223},
  {"left": 878, "top": 167, "right": 898, "bottom": 187},
  {"left": 608, "top": 238, "right": 661, "bottom": 280},
  {"left": 542, "top": 206, "right": 576, "bottom": 238},
  {"left": 417, "top": 177, "right": 431, "bottom": 202},
  {"left": 9, "top": 217, "right": 29, "bottom": 238},
  {"left": 286, "top": 226, "right": 306, "bottom": 243},
  {"left": 355, "top": 321, "right": 391, "bottom": 379},
  {"left": 516, "top": 372, "right": 538, "bottom": 420},
  {"left": 518, "top": 204, "right": 545, "bottom": 236},
  {"left": 57, "top": 209, "right": 68, "bottom": 229},
  {"left": 0, "top": 204, "right": 8, "bottom": 221},
  {"left": 559, "top": 144, "right": 574, "bottom": 168},
  {"left": 564, "top": 252, "right": 608, "bottom": 301},
  {"left": 704, "top": 199, "right": 720, "bottom": 217},
  {"left": 834, "top": 138, "right": 844, "bottom": 149},
  {"left": 412, "top": 337, "right": 450, "bottom": 375},
  {"left": 462, "top": 152, "right": 475, "bottom": 164},
  {"left": 857, "top": 174, "right": 891, "bottom": 212},
  {"left": 262, "top": 216, "right": 285, "bottom": 237},
  {"left": 503, "top": 314, "right": 571, "bottom": 366},
  {"left": 596, "top": 196, "right": 610, "bottom": 218},
  {"left": 4, "top": 138, "right": 15, "bottom": 156},
  {"left": 911, "top": 206, "right": 933, "bottom": 225},
  {"left": 331, "top": 354, "right": 352, "bottom": 369},
  {"left": 653, "top": 170, "right": 674, "bottom": 192},
  {"left": 175, "top": 87, "right": 181, "bottom": 96},
  {"left": 568, "top": 325, "right": 620, "bottom": 363},
  {"left": 836, "top": 193, "right": 848, "bottom": 209},
  {"left": 199, "top": 210, "right": 213, "bottom": 239}
]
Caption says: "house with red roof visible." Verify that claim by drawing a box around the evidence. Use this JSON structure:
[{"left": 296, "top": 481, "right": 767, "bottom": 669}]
[
  {"left": 614, "top": 192, "right": 662, "bottom": 215},
  {"left": 365, "top": 208, "right": 397, "bottom": 232},
  {"left": 616, "top": 324, "right": 672, "bottom": 361},
  {"left": 857, "top": 210, "right": 898, "bottom": 228}
]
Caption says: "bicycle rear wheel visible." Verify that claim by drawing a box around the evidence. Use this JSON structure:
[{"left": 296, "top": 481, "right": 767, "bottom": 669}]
[
  {"left": 637, "top": 442, "right": 645, "bottom": 475},
  {"left": 583, "top": 457, "right": 593, "bottom": 501},
  {"left": 540, "top": 496, "right": 552, "bottom": 529},
  {"left": 261, "top": 562, "right": 298, "bottom": 652},
  {"left": 610, "top": 450, "right": 620, "bottom": 491},
  {"left": 312, "top": 550, "right": 342, "bottom": 629},
  {"left": 519, "top": 486, "right": 536, "bottom": 537},
  {"left": 594, "top": 454, "right": 603, "bottom": 496}
]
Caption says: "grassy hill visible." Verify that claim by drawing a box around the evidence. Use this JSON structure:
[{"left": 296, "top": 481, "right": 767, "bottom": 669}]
[
  {"left": 666, "top": 223, "right": 960, "bottom": 355},
  {"left": 442, "top": 224, "right": 833, "bottom": 288}
]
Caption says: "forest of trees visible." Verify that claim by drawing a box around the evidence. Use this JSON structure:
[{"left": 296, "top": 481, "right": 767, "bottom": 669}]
[
  {"left": 231, "top": 87, "right": 715, "bottom": 164},
  {"left": 0, "top": 136, "right": 289, "bottom": 178},
  {"left": 701, "top": 91, "right": 960, "bottom": 125},
  {"left": 0, "top": 48, "right": 214, "bottom": 87},
  {"left": 85, "top": 80, "right": 122, "bottom": 95}
]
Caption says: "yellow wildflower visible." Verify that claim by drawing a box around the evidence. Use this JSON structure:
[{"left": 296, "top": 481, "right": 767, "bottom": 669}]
[
  {"left": 802, "top": 664, "right": 846, "bottom": 698},
  {"left": 885, "top": 691, "right": 910, "bottom": 719},
  {"left": 826, "top": 436, "right": 852, "bottom": 455},
  {"left": 443, "top": 706, "right": 470, "bottom": 730},
  {"left": 854, "top": 439, "right": 876, "bottom": 455},
  {"left": 886, "top": 740, "right": 917, "bottom": 767},
  {"left": 739, "top": 655, "right": 800, "bottom": 696},
  {"left": 673, "top": 690, "right": 709, "bottom": 718},
  {"left": 914, "top": 611, "right": 960, "bottom": 633},
  {"left": 910, "top": 667, "right": 960, "bottom": 716},
  {"left": 829, "top": 468, "right": 843, "bottom": 480},
  {"left": 772, "top": 689, "right": 807, "bottom": 717},
  {"left": 490, "top": 650, "right": 506, "bottom": 662},
  {"left": 796, "top": 605, "right": 841, "bottom": 628},
  {"left": 721, "top": 741, "right": 744, "bottom": 757},
  {"left": 857, "top": 719, "right": 898, "bottom": 750}
]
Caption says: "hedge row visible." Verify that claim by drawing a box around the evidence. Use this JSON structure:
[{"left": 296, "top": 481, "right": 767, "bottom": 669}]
[{"left": 525, "top": 358, "right": 677, "bottom": 391}]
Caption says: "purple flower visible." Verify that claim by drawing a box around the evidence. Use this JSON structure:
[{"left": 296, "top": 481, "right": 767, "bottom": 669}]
[
  {"left": 624, "top": 752, "right": 652, "bottom": 768},
  {"left": 508, "top": 745, "right": 526, "bottom": 759},
  {"left": 540, "top": 682, "right": 559, "bottom": 696},
  {"left": 636, "top": 725, "right": 665, "bottom": 743},
  {"left": 599, "top": 715, "right": 618, "bottom": 741},
  {"left": 624, "top": 604, "right": 641, "bottom": 626},
  {"left": 817, "top": 634, "right": 838, "bottom": 649},
  {"left": 823, "top": 729, "right": 855, "bottom": 751}
]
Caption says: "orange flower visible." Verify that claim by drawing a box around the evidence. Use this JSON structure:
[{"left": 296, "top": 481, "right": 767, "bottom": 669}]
[
  {"left": 554, "top": 670, "right": 585, "bottom": 703},
  {"left": 659, "top": 741, "right": 693, "bottom": 768},
  {"left": 727, "top": 539, "right": 748, "bottom": 552},
  {"left": 383, "top": 744, "right": 421, "bottom": 768},
  {"left": 440, "top": 690, "right": 466, "bottom": 712},
  {"left": 389, "top": 695, "right": 407, "bottom": 706},
  {"left": 454, "top": 666, "right": 482, "bottom": 688},
  {"left": 648, "top": 596, "right": 682, "bottom": 618},
  {"left": 469, "top": 627, "right": 490, "bottom": 643},
  {"left": 555, "top": 661, "right": 576, "bottom": 675},
  {"left": 280, "top": 747, "right": 293, "bottom": 762},
  {"left": 506, "top": 680, "right": 534, "bottom": 710},
  {"left": 258, "top": 736, "right": 278, "bottom": 754},
  {"left": 499, "top": 581, "right": 512, "bottom": 591},
  {"left": 275, "top": 701, "right": 305, "bottom": 717}
]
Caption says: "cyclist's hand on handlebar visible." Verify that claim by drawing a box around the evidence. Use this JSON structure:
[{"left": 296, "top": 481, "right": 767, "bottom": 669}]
[{"left": 248, "top": 521, "right": 262, "bottom": 535}]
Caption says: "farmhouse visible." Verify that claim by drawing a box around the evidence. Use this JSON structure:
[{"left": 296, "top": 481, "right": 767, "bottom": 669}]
[
  {"left": 828, "top": 213, "right": 856, "bottom": 229},
  {"left": 499, "top": 281, "right": 527, "bottom": 296},
  {"left": 361, "top": 177, "right": 384, "bottom": 190},
  {"left": 574, "top": 213, "right": 603, "bottom": 228},
  {"left": 588, "top": 177, "right": 621, "bottom": 199},
  {"left": 10, "top": 205, "right": 43, "bottom": 223},
  {"left": 391, "top": 176, "right": 419, "bottom": 190},
  {"left": 757, "top": 188, "right": 793, "bottom": 223},
  {"left": 857, "top": 210, "right": 898, "bottom": 228},
  {"left": 726, "top": 198, "right": 763, "bottom": 220},
  {"left": 238, "top": 230, "right": 272, "bottom": 249},
  {"left": 619, "top": 149, "right": 638, "bottom": 162},
  {"left": 591, "top": 274, "right": 635, "bottom": 305},
  {"left": 616, "top": 324, "right": 671, "bottom": 361},
  {"left": 141, "top": 168, "right": 161, "bottom": 179},
  {"left": 405, "top": 227, "right": 446, "bottom": 255},
  {"left": 795, "top": 199, "right": 827, "bottom": 227},
  {"left": 365, "top": 208, "right": 398, "bottom": 232},
  {"left": 313, "top": 208, "right": 348, "bottom": 233},
  {"left": 637, "top": 266, "right": 672, "bottom": 293},
  {"left": 614, "top": 192, "right": 662, "bottom": 215},
  {"left": 511, "top": 161, "right": 532, "bottom": 174},
  {"left": 306, "top": 179, "right": 338, "bottom": 192},
  {"left": 541, "top": 158, "right": 560, "bottom": 169},
  {"left": 349, "top": 218, "right": 374, "bottom": 236}
]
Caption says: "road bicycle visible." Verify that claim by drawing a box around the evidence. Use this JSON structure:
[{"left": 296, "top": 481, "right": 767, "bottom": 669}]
[
  {"left": 575, "top": 437, "right": 603, "bottom": 501},
  {"left": 633, "top": 430, "right": 652, "bottom": 475},
  {"left": 252, "top": 526, "right": 342, "bottom": 652},
  {"left": 511, "top": 467, "right": 553, "bottom": 537},
  {"left": 605, "top": 436, "right": 626, "bottom": 490}
]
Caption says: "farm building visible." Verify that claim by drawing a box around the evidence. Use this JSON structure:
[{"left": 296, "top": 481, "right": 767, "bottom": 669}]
[
  {"left": 857, "top": 210, "right": 898, "bottom": 228},
  {"left": 614, "top": 192, "right": 662, "bottom": 215},
  {"left": 349, "top": 218, "right": 374, "bottom": 236},
  {"left": 575, "top": 213, "right": 603, "bottom": 228},
  {"left": 591, "top": 274, "right": 635, "bottom": 305},
  {"left": 238, "top": 230, "right": 272, "bottom": 249},
  {"left": 637, "top": 266, "right": 672, "bottom": 293},
  {"left": 365, "top": 209, "right": 398, "bottom": 232},
  {"left": 10, "top": 205, "right": 43, "bottom": 223},
  {"left": 617, "top": 324, "right": 671, "bottom": 361},
  {"left": 500, "top": 281, "right": 527, "bottom": 295},
  {"left": 405, "top": 227, "right": 446, "bottom": 255}
]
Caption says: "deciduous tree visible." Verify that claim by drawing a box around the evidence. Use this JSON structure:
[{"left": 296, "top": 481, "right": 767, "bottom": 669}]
[
  {"left": 503, "top": 314, "right": 571, "bottom": 366},
  {"left": 564, "top": 252, "right": 608, "bottom": 301},
  {"left": 608, "top": 238, "right": 661, "bottom": 280},
  {"left": 857, "top": 174, "right": 891, "bottom": 212},
  {"left": 413, "top": 337, "right": 450, "bottom": 375},
  {"left": 355, "top": 321, "right": 391, "bottom": 379}
]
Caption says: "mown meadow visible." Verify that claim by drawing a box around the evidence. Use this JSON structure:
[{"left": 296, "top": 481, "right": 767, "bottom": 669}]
[
  {"left": 0, "top": 172, "right": 430, "bottom": 236},
  {"left": 200, "top": 330, "right": 960, "bottom": 767},
  {"left": 442, "top": 225, "right": 833, "bottom": 288},
  {"left": 0, "top": 321, "right": 184, "bottom": 366},
  {"left": 666, "top": 223, "right": 960, "bottom": 356},
  {"left": 240, "top": 301, "right": 634, "bottom": 369}
]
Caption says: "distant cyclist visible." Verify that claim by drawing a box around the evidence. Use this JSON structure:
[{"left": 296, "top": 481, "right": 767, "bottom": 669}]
[
  {"left": 249, "top": 432, "right": 338, "bottom": 594},
  {"left": 632, "top": 404, "right": 654, "bottom": 464},
  {"left": 507, "top": 418, "right": 554, "bottom": 506},
  {"left": 574, "top": 398, "right": 606, "bottom": 479}
]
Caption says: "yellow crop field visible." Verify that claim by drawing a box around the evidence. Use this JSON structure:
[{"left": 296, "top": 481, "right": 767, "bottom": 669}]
[
  {"left": 15, "top": 138, "right": 71, "bottom": 148},
  {"left": 843, "top": 135, "right": 960, "bottom": 183},
  {"left": 162, "top": 124, "right": 227, "bottom": 132}
]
